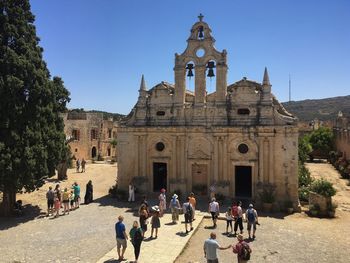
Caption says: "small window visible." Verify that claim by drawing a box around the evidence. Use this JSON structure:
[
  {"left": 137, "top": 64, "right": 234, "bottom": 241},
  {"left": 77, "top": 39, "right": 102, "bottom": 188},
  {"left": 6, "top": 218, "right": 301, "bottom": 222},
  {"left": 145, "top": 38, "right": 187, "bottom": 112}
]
[
  {"left": 75, "top": 148, "right": 78, "bottom": 152},
  {"left": 238, "top": 143, "right": 249, "bottom": 154},
  {"left": 156, "top": 111, "right": 165, "bottom": 116},
  {"left": 108, "top": 129, "right": 112, "bottom": 139},
  {"left": 72, "top": 129, "right": 80, "bottom": 141},
  {"left": 156, "top": 142, "right": 165, "bottom": 151},
  {"left": 91, "top": 129, "right": 98, "bottom": 140},
  {"left": 107, "top": 148, "right": 111, "bottom": 156},
  {"left": 237, "top": 108, "right": 250, "bottom": 115}
]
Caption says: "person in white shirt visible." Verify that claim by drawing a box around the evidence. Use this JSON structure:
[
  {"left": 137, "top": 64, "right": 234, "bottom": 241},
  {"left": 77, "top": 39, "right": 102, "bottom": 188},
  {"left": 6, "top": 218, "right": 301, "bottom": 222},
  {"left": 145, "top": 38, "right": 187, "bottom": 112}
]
[
  {"left": 225, "top": 207, "right": 234, "bottom": 234},
  {"left": 208, "top": 198, "right": 220, "bottom": 228},
  {"left": 128, "top": 181, "right": 135, "bottom": 202},
  {"left": 234, "top": 201, "right": 244, "bottom": 235}
]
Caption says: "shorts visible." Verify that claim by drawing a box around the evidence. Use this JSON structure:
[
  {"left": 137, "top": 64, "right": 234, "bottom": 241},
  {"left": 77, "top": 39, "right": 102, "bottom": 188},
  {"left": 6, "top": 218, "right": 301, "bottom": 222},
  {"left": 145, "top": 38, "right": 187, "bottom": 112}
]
[
  {"left": 184, "top": 213, "right": 192, "bottom": 223},
  {"left": 70, "top": 200, "right": 74, "bottom": 206},
  {"left": 63, "top": 200, "right": 69, "bottom": 204},
  {"left": 210, "top": 212, "right": 218, "bottom": 221},
  {"left": 116, "top": 238, "right": 127, "bottom": 249},
  {"left": 47, "top": 199, "right": 54, "bottom": 209},
  {"left": 74, "top": 195, "right": 80, "bottom": 202},
  {"left": 247, "top": 221, "right": 257, "bottom": 231}
]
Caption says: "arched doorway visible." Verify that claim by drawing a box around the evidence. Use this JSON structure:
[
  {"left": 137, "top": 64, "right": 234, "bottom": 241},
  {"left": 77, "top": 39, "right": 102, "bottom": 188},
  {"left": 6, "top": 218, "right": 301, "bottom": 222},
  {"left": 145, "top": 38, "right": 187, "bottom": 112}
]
[{"left": 91, "top": 147, "right": 97, "bottom": 158}]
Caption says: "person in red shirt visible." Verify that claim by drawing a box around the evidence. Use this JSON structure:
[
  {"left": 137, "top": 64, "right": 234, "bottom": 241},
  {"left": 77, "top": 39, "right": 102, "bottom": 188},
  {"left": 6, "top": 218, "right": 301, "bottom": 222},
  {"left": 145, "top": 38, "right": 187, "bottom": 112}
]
[{"left": 232, "top": 234, "right": 252, "bottom": 263}]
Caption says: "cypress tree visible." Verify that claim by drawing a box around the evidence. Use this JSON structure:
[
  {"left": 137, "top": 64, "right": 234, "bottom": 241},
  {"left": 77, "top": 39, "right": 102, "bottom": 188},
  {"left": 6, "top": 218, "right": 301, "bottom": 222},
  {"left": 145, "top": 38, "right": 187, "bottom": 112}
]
[{"left": 0, "top": 0, "right": 70, "bottom": 215}]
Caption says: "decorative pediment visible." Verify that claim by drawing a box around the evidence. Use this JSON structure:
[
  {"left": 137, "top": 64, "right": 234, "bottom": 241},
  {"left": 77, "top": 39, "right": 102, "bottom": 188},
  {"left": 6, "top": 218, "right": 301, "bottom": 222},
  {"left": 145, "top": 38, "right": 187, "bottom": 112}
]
[{"left": 188, "top": 149, "right": 211, "bottom": 159}]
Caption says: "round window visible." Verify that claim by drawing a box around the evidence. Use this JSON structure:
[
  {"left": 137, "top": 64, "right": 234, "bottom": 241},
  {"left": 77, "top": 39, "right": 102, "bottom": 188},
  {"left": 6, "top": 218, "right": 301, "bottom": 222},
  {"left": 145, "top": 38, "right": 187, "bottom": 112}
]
[
  {"left": 238, "top": 143, "right": 249, "bottom": 154},
  {"left": 156, "top": 142, "right": 165, "bottom": 152},
  {"left": 196, "top": 48, "right": 205, "bottom": 57}
]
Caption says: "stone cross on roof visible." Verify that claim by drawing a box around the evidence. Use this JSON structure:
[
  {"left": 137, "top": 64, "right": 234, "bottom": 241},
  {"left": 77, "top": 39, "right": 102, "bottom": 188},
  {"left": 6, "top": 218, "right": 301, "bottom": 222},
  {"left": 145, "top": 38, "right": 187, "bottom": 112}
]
[{"left": 198, "top": 13, "right": 204, "bottom": 22}]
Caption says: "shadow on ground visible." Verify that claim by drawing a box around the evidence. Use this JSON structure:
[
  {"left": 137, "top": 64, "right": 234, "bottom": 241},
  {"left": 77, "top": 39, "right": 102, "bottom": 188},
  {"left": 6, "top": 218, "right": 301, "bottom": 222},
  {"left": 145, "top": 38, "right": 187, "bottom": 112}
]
[{"left": 0, "top": 204, "right": 44, "bottom": 231}]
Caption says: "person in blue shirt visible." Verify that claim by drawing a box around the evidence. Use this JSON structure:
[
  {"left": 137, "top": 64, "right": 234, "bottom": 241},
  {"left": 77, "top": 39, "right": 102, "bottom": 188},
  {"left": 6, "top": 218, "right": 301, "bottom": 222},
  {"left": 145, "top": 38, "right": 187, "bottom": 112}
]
[
  {"left": 203, "top": 232, "right": 231, "bottom": 263},
  {"left": 115, "top": 215, "right": 128, "bottom": 261}
]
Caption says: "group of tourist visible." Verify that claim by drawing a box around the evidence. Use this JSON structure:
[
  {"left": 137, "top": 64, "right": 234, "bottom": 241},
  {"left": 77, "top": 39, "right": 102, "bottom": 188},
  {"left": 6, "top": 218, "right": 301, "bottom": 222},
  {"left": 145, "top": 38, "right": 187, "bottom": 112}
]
[
  {"left": 75, "top": 158, "right": 86, "bottom": 173},
  {"left": 121, "top": 188, "right": 258, "bottom": 262},
  {"left": 46, "top": 180, "right": 93, "bottom": 218}
]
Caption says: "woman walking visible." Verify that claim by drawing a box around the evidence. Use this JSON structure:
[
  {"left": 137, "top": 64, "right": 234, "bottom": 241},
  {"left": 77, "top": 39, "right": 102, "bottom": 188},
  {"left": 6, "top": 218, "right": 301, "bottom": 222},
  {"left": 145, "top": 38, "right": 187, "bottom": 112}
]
[
  {"left": 139, "top": 204, "right": 148, "bottom": 237},
  {"left": 169, "top": 194, "right": 181, "bottom": 224},
  {"left": 129, "top": 221, "right": 143, "bottom": 263},
  {"left": 151, "top": 206, "right": 161, "bottom": 238},
  {"left": 158, "top": 188, "right": 166, "bottom": 217}
]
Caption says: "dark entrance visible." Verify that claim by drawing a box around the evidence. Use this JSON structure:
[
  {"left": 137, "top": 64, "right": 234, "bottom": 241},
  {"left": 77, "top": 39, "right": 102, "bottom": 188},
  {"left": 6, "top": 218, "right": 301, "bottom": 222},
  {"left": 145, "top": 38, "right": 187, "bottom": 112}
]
[
  {"left": 91, "top": 147, "right": 97, "bottom": 158},
  {"left": 235, "top": 166, "right": 252, "bottom": 198},
  {"left": 153, "top": 162, "right": 167, "bottom": 192}
]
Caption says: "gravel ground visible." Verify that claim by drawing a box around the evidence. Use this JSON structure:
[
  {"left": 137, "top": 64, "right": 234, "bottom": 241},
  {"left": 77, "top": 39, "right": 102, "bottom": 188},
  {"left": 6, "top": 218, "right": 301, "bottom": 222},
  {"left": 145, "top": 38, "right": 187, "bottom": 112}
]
[{"left": 176, "top": 162, "right": 350, "bottom": 263}]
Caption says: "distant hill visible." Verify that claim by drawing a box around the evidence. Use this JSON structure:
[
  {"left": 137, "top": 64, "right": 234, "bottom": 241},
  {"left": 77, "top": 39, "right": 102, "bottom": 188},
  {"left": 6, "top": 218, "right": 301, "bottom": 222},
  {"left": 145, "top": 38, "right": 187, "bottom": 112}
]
[
  {"left": 282, "top": 95, "right": 350, "bottom": 121},
  {"left": 68, "top": 108, "right": 125, "bottom": 121}
]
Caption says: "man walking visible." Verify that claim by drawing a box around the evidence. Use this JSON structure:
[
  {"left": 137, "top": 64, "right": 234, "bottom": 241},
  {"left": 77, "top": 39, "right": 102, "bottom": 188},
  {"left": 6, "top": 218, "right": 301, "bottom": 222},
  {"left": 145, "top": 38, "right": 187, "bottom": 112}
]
[
  {"left": 203, "top": 232, "right": 231, "bottom": 263},
  {"left": 246, "top": 204, "right": 258, "bottom": 240},
  {"left": 209, "top": 198, "right": 220, "bottom": 228},
  {"left": 115, "top": 215, "right": 128, "bottom": 261},
  {"left": 183, "top": 197, "right": 193, "bottom": 234},
  {"left": 81, "top": 158, "right": 86, "bottom": 172},
  {"left": 188, "top": 192, "right": 197, "bottom": 220},
  {"left": 232, "top": 234, "right": 252, "bottom": 263},
  {"left": 76, "top": 158, "right": 80, "bottom": 173},
  {"left": 234, "top": 201, "right": 243, "bottom": 235}
]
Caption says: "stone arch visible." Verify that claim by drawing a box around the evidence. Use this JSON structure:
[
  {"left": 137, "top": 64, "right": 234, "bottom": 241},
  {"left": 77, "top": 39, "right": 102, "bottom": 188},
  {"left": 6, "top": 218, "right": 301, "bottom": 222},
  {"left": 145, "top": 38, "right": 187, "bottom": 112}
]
[
  {"left": 228, "top": 137, "right": 258, "bottom": 160},
  {"left": 147, "top": 135, "right": 172, "bottom": 157},
  {"left": 188, "top": 136, "right": 213, "bottom": 159}
]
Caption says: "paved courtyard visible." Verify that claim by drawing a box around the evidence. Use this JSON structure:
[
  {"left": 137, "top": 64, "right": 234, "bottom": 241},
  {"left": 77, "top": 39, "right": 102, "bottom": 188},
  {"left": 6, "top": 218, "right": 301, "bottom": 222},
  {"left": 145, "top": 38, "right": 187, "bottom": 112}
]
[{"left": 0, "top": 162, "right": 349, "bottom": 263}]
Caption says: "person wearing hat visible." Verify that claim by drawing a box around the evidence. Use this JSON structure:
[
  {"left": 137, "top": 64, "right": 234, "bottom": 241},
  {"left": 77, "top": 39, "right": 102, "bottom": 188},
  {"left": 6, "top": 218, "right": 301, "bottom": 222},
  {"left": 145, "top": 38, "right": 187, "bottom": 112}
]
[
  {"left": 169, "top": 194, "right": 181, "bottom": 223},
  {"left": 151, "top": 206, "right": 161, "bottom": 238},
  {"left": 159, "top": 188, "right": 166, "bottom": 217},
  {"left": 232, "top": 234, "right": 252, "bottom": 263},
  {"left": 245, "top": 204, "right": 258, "bottom": 240}
]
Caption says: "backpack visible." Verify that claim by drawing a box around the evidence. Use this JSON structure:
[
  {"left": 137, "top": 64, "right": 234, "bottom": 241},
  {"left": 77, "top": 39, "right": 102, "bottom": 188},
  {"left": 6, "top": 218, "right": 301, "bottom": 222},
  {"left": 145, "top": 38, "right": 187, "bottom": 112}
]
[
  {"left": 247, "top": 209, "right": 255, "bottom": 222},
  {"left": 186, "top": 203, "right": 192, "bottom": 215},
  {"left": 240, "top": 242, "right": 251, "bottom": 261},
  {"left": 171, "top": 197, "right": 177, "bottom": 206},
  {"left": 232, "top": 206, "right": 238, "bottom": 217}
]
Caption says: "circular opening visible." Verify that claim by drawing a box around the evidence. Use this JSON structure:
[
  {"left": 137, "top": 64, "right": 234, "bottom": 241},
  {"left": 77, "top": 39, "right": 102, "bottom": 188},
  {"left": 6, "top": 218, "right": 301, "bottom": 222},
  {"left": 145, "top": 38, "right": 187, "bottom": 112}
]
[
  {"left": 196, "top": 48, "right": 205, "bottom": 57},
  {"left": 156, "top": 142, "right": 165, "bottom": 152},
  {"left": 238, "top": 143, "right": 249, "bottom": 154}
]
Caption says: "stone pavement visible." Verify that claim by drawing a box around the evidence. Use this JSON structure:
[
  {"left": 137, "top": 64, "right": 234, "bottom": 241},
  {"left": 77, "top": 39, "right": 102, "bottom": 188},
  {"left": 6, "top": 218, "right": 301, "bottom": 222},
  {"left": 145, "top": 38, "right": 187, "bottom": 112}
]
[{"left": 97, "top": 212, "right": 205, "bottom": 263}]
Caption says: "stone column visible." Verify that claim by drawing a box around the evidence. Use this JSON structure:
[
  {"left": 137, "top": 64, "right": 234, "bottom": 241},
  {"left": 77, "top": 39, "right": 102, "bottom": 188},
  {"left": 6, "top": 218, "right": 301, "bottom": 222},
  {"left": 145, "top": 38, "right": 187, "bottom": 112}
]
[
  {"left": 263, "top": 138, "right": 269, "bottom": 183},
  {"left": 195, "top": 65, "right": 206, "bottom": 105},
  {"left": 174, "top": 67, "right": 186, "bottom": 105},
  {"left": 216, "top": 64, "right": 227, "bottom": 104},
  {"left": 269, "top": 137, "right": 275, "bottom": 184},
  {"left": 258, "top": 137, "right": 264, "bottom": 183}
]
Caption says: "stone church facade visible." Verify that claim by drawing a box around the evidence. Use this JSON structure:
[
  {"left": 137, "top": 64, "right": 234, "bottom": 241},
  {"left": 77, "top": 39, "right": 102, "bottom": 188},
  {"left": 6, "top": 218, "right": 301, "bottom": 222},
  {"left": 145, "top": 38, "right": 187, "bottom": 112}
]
[{"left": 118, "top": 16, "right": 299, "bottom": 206}]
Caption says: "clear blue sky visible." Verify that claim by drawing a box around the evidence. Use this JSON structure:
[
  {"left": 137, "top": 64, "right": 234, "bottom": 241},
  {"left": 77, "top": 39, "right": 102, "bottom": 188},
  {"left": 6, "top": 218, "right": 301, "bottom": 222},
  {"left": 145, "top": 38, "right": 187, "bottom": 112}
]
[{"left": 30, "top": 0, "right": 350, "bottom": 115}]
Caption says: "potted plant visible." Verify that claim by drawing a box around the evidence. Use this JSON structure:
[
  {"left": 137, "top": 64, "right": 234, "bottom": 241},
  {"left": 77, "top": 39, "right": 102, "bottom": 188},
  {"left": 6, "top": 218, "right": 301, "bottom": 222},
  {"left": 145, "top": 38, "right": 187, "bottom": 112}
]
[
  {"left": 259, "top": 184, "right": 276, "bottom": 212},
  {"left": 309, "top": 203, "right": 320, "bottom": 217},
  {"left": 327, "top": 201, "right": 338, "bottom": 218}
]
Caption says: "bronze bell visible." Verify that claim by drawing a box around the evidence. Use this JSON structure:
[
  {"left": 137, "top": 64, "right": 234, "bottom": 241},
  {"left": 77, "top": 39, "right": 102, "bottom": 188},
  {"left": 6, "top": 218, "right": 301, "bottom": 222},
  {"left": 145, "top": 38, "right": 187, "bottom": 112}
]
[
  {"left": 186, "top": 63, "right": 194, "bottom": 77},
  {"left": 207, "top": 61, "right": 215, "bottom": 77},
  {"left": 198, "top": 26, "right": 204, "bottom": 39}
]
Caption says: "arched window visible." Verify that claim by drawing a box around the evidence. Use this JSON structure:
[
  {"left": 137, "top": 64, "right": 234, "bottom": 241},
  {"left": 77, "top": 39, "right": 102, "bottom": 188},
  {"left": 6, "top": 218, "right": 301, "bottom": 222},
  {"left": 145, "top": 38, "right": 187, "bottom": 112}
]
[
  {"left": 186, "top": 61, "right": 196, "bottom": 93},
  {"left": 206, "top": 60, "right": 216, "bottom": 94}
]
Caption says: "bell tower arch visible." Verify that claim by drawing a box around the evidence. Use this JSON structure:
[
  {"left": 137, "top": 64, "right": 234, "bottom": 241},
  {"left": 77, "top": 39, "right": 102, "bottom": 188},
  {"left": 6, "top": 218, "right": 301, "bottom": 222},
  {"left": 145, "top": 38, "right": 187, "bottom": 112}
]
[{"left": 174, "top": 14, "right": 228, "bottom": 107}]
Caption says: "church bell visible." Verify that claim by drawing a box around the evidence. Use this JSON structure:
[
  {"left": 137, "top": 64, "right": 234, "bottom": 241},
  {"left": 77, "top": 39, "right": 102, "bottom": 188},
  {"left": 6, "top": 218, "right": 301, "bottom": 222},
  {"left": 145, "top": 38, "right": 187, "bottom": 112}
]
[
  {"left": 198, "top": 26, "right": 204, "bottom": 39},
  {"left": 186, "top": 63, "right": 194, "bottom": 78},
  {"left": 207, "top": 61, "right": 215, "bottom": 77}
]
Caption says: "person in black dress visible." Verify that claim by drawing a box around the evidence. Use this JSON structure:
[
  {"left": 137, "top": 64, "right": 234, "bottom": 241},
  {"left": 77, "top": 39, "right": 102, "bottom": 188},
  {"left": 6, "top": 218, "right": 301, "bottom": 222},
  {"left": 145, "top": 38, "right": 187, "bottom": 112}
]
[{"left": 84, "top": 180, "right": 93, "bottom": 204}]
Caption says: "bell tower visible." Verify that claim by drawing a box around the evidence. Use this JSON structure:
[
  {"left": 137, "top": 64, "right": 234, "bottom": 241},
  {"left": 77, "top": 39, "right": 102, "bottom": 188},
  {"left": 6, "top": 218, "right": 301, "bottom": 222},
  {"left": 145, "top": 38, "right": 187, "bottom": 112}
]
[{"left": 174, "top": 14, "right": 228, "bottom": 109}]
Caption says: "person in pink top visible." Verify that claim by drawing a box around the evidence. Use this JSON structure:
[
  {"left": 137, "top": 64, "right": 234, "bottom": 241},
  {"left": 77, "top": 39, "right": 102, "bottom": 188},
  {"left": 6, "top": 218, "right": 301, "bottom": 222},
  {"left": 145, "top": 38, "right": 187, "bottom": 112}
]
[{"left": 158, "top": 188, "right": 166, "bottom": 217}]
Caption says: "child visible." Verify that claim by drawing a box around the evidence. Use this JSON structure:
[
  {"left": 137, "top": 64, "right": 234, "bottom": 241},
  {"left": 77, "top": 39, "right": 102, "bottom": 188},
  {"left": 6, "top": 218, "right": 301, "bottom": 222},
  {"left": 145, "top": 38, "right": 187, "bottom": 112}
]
[
  {"left": 225, "top": 207, "right": 234, "bottom": 234},
  {"left": 151, "top": 208, "right": 160, "bottom": 238},
  {"left": 62, "top": 188, "right": 70, "bottom": 215},
  {"left": 70, "top": 190, "right": 75, "bottom": 211}
]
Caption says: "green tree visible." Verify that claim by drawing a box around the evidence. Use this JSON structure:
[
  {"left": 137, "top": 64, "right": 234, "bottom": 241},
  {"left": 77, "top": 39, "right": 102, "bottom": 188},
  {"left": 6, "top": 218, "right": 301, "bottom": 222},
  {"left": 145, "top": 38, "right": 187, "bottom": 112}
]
[
  {"left": 308, "top": 127, "right": 334, "bottom": 156},
  {"left": 0, "top": 0, "right": 70, "bottom": 216},
  {"left": 298, "top": 135, "right": 312, "bottom": 164}
]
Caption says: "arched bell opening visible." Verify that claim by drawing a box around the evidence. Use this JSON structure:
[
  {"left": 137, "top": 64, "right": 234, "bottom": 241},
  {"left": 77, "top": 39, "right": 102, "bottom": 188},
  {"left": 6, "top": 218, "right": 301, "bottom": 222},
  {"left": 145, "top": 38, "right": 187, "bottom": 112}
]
[
  {"left": 206, "top": 60, "right": 216, "bottom": 94},
  {"left": 197, "top": 25, "right": 205, "bottom": 40},
  {"left": 186, "top": 61, "right": 196, "bottom": 93}
]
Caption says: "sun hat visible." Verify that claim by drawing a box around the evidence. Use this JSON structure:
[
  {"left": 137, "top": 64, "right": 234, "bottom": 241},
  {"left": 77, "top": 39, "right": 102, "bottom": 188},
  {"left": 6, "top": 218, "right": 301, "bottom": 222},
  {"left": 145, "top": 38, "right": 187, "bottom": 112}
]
[
  {"left": 172, "top": 194, "right": 178, "bottom": 199},
  {"left": 237, "top": 234, "right": 244, "bottom": 241},
  {"left": 249, "top": 204, "right": 253, "bottom": 208},
  {"left": 152, "top": 205, "right": 160, "bottom": 212},
  {"left": 160, "top": 188, "right": 166, "bottom": 193}
]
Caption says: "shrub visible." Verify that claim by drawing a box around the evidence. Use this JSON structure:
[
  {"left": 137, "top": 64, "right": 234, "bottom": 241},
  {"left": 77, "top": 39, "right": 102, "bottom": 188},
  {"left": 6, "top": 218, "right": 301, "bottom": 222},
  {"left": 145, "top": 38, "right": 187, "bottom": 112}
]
[
  {"left": 310, "top": 178, "right": 336, "bottom": 198},
  {"left": 259, "top": 184, "right": 276, "bottom": 203},
  {"left": 298, "top": 186, "right": 310, "bottom": 202},
  {"left": 298, "top": 164, "right": 313, "bottom": 187},
  {"left": 215, "top": 192, "right": 225, "bottom": 204},
  {"left": 109, "top": 185, "right": 127, "bottom": 200}
]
